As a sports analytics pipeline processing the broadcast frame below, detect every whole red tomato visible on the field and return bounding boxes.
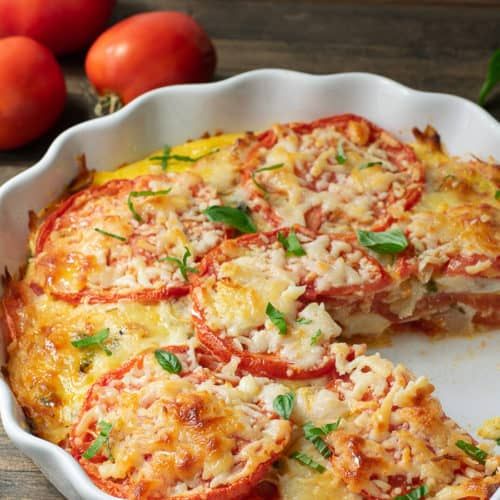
[0,37,66,150]
[0,0,115,55]
[85,11,216,105]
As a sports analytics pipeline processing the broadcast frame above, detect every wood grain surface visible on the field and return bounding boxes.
[0,1,499,498]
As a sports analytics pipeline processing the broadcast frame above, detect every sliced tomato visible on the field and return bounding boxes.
[32,173,228,304]
[69,345,291,499]
[242,481,280,500]
[198,227,391,302]
[240,114,424,233]
[406,204,500,280]
[192,228,386,379]
[192,305,336,380]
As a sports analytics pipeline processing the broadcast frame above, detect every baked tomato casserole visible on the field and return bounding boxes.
[2,115,499,499]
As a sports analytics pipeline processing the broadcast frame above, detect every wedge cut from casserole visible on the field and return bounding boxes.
[239,114,424,233]
[69,345,291,500]
[191,229,390,379]
[267,343,499,499]
[30,172,227,304]
[364,201,500,335]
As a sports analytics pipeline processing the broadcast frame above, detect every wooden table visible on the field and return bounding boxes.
[0,1,499,498]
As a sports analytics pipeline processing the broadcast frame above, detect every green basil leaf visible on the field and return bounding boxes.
[273,392,295,419]
[159,246,198,281]
[277,230,306,256]
[290,451,326,473]
[296,317,313,325]
[357,228,408,254]
[336,141,347,164]
[154,349,182,374]
[94,228,127,242]
[159,145,171,171]
[127,189,172,223]
[495,189,500,200]
[310,329,322,345]
[359,161,383,170]
[479,49,500,106]
[303,419,342,439]
[303,419,341,459]
[72,328,112,356]
[496,438,500,446]
[394,485,429,500]
[203,205,257,234]
[83,421,113,460]
[266,302,287,335]
[150,147,220,170]
[318,419,342,434]
[455,440,488,464]
[251,163,284,194]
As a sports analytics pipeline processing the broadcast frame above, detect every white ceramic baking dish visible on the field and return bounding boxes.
[0,70,498,500]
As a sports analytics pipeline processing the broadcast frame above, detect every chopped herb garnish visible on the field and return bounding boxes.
[154,349,182,374]
[158,246,198,281]
[273,392,295,419]
[296,317,313,325]
[83,421,113,460]
[495,189,500,200]
[455,440,487,464]
[71,328,112,356]
[251,163,284,194]
[394,485,429,500]
[127,188,172,223]
[266,302,287,335]
[290,451,325,473]
[357,228,408,254]
[277,230,306,256]
[150,146,219,171]
[478,49,500,107]
[94,228,127,242]
[359,161,383,170]
[496,438,500,446]
[158,145,171,171]
[310,329,322,345]
[303,419,341,458]
[203,205,257,234]
[336,141,347,164]
[425,280,438,293]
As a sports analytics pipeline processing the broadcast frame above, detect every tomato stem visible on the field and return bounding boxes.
[94,93,123,116]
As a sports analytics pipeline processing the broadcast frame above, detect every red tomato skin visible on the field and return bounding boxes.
[0,0,116,55]
[85,11,217,104]
[0,37,66,150]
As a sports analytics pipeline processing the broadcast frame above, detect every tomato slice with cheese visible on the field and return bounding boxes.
[405,203,500,280]
[191,229,389,379]
[31,172,227,304]
[69,345,291,500]
[240,114,424,233]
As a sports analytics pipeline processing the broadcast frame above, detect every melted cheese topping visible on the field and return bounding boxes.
[72,351,291,498]
[7,285,193,443]
[31,172,225,300]
[93,133,243,185]
[241,119,423,233]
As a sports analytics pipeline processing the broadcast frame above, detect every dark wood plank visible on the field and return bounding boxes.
[0,1,499,498]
